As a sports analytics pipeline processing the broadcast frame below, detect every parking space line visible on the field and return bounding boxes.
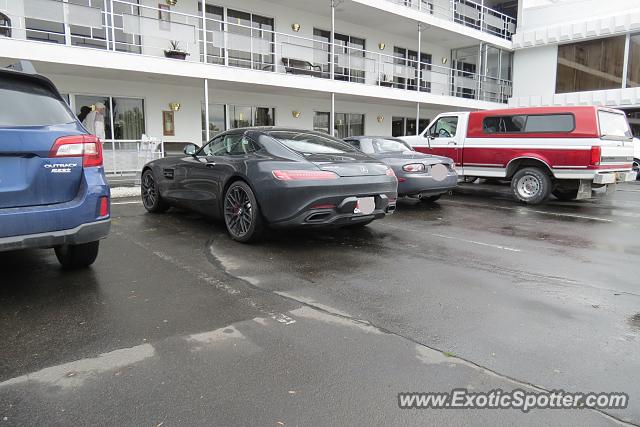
[442,200,612,223]
[429,233,522,252]
[112,201,142,205]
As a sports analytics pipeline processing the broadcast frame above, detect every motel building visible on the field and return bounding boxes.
[510,0,640,136]
[0,0,518,176]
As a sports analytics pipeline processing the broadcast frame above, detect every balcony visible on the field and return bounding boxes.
[383,0,517,40]
[0,0,512,104]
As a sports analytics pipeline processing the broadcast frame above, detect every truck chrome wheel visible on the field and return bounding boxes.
[516,175,541,199]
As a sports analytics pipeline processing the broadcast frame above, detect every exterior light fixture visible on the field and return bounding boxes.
[169,102,181,111]
[291,23,301,32]
[166,0,177,6]
[441,57,448,64]
[292,110,301,118]
[377,115,384,123]
[378,42,386,50]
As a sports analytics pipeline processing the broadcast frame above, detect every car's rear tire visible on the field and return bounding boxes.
[511,167,552,205]
[634,159,639,180]
[141,169,169,213]
[55,241,100,269]
[420,195,441,203]
[223,181,264,243]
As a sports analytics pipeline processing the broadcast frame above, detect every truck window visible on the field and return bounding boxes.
[430,117,458,138]
[524,114,574,132]
[483,115,526,133]
[598,110,632,139]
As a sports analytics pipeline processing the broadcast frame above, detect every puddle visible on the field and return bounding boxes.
[628,313,640,332]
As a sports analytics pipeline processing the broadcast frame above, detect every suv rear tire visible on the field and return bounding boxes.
[55,241,100,269]
[511,167,552,205]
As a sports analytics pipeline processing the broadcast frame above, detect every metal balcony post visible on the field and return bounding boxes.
[330,0,335,81]
[109,0,116,51]
[416,22,422,135]
[201,0,207,63]
[204,79,210,142]
[103,0,110,48]
[330,92,335,137]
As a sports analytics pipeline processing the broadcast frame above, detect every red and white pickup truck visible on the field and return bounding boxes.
[401,106,637,204]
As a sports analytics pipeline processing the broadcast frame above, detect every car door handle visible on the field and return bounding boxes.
[447,142,457,145]
[206,163,216,168]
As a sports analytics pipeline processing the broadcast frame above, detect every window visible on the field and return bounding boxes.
[430,116,458,138]
[524,114,574,133]
[267,131,358,154]
[313,29,365,83]
[598,111,632,139]
[201,103,226,142]
[392,116,430,137]
[335,113,364,138]
[483,115,526,133]
[313,112,330,134]
[74,95,145,140]
[393,46,432,91]
[0,77,75,127]
[198,4,225,64]
[227,9,274,70]
[482,114,575,134]
[627,33,640,88]
[354,138,411,155]
[202,133,258,156]
[314,112,364,138]
[229,105,275,129]
[0,12,11,37]
[556,36,626,93]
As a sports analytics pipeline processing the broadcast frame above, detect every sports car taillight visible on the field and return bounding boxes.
[49,135,103,167]
[590,146,601,166]
[272,170,339,181]
[386,167,397,178]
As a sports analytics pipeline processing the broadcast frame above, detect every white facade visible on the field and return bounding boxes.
[0,0,518,174]
[510,0,640,109]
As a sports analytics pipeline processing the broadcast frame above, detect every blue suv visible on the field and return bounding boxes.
[0,64,110,268]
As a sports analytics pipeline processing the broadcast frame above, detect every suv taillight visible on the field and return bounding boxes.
[49,135,103,167]
[590,146,601,166]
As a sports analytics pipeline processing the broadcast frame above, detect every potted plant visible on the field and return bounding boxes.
[164,40,189,60]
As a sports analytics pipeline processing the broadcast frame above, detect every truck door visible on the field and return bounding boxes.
[418,115,462,166]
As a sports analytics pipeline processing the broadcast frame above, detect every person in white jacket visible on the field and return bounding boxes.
[82,102,106,140]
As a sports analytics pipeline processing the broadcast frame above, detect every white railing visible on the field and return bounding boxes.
[384,0,516,40]
[102,138,164,176]
[0,0,512,103]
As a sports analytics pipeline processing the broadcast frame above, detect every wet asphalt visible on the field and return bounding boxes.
[1,181,639,426]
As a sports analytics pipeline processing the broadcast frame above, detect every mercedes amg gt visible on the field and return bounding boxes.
[141,128,398,242]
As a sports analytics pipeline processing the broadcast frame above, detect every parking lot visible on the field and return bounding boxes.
[1,181,639,426]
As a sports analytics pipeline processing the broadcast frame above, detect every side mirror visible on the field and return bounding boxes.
[183,143,198,156]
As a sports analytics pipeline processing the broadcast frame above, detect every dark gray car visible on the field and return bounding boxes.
[344,136,457,202]
[141,128,397,242]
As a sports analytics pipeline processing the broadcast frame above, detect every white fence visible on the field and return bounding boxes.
[102,137,164,176]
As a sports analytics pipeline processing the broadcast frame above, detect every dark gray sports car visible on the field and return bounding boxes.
[141,128,398,242]
[344,136,457,202]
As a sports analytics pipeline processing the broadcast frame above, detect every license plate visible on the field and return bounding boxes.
[354,197,375,215]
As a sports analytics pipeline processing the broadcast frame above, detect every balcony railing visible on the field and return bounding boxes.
[0,0,512,103]
[384,0,516,40]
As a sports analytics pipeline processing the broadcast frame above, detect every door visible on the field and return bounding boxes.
[185,132,257,217]
[417,115,462,165]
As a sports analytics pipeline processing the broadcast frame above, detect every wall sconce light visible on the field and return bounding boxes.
[441,57,448,65]
[378,42,386,50]
[169,102,181,111]
[376,115,384,123]
[292,110,301,118]
[165,0,177,6]
[291,23,301,32]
